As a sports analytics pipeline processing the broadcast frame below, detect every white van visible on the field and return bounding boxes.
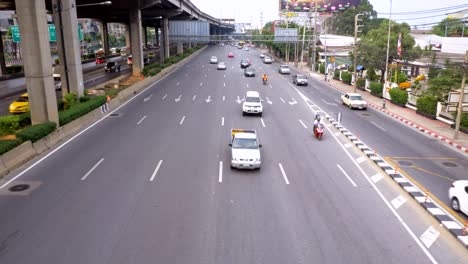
[242,91,263,116]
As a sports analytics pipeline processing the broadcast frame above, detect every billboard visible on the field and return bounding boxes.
[279,0,361,13]
[274,28,298,43]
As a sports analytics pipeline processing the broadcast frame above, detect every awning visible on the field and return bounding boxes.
[356,65,364,71]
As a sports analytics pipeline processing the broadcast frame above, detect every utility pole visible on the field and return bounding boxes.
[311,0,318,72]
[353,13,363,93]
[383,0,393,99]
[454,50,468,140]
[300,16,307,68]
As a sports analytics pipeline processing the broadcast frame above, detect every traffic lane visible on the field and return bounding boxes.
[295,77,468,217]
[0,63,205,263]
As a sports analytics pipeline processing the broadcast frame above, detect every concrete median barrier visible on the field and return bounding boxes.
[0,158,9,177]
[32,138,49,155]
[1,141,36,171]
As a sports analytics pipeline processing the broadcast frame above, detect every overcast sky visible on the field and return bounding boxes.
[191,0,468,29]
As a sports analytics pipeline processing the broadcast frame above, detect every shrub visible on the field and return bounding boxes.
[356,78,366,90]
[334,70,340,80]
[348,66,354,72]
[16,122,56,143]
[5,65,23,74]
[389,88,408,105]
[367,67,378,82]
[64,92,78,109]
[341,71,352,85]
[57,99,65,111]
[17,112,31,128]
[0,116,20,136]
[0,139,23,155]
[462,113,468,129]
[79,96,91,103]
[319,64,325,74]
[105,89,119,97]
[59,96,106,126]
[416,96,438,115]
[370,82,383,97]
[149,67,161,76]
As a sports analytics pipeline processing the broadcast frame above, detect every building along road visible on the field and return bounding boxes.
[0,45,466,263]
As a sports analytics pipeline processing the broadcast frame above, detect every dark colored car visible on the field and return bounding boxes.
[95,57,106,64]
[104,62,121,72]
[240,60,250,68]
[244,68,256,77]
[292,74,308,86]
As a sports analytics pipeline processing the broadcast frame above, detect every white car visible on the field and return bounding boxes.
[217,62,226,70]
[279,65,290,74]
[449,180,468,215]
[210,56,218,64]
[242,91,263,116]
[341,93,368,110]
[229,129,262,169]
[244,47,249,51]
[260,53,265,58]
[263,56,273,64]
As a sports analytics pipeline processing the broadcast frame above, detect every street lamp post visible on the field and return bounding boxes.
[311,0,318,72]
[383,0,392,98]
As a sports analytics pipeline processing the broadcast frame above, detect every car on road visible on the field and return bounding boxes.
[244,68,256,77]
[210,56,218,64]
[229,129,262,169]
[240,59,250,68]
[95,57,106,64]
[228,52,234,58]
[238,45,243,49]
[244,47,249,51]
[292,74,308,86]
[217,62,226,70]
[263,56,273,64]
[242,91,263,116]
[449,180,468,216]
[104,62,121,72]
[279,65,291,74]
[52,66,60,81]
[341,92,368,110]
[9,93,29,114]
[260,53,265,58]
[127,55,133,65]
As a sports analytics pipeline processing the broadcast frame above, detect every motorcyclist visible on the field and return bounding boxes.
[313,114,324,133]
[262,74,268,84]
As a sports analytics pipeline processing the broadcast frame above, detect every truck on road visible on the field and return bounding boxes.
[229,129,262,169]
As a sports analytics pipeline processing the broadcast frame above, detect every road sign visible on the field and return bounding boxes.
[78,26,83,41]
[48,24,57,42]
[11,25,20,43]
[448,91,468,104]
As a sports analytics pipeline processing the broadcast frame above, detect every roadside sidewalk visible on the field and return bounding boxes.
[256,47,468,154]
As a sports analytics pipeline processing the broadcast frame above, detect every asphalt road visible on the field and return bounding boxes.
[270,56,468,221]
[0,45,466,263]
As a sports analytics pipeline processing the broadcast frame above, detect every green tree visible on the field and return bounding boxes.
[330,0,378,36]
[357,20,419,83]
[432,18,465,37]
[425,62,463,100]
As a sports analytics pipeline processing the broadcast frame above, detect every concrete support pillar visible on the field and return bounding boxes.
[125,24,131,49]
[16,0,58,125]
[177,42,183,54]
[102,22,110,56]
[52,0,84,97]
[143,26,148,48]
[129,8,143,76]
[162,17,170,59]
[155,27,159,47]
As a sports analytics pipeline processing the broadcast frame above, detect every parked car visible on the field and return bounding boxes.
[210,56,218,64]
[341,92,368,110]
[228,52,234,58]
[449,180,468,216]
[240,60,250,68]
[95,57,106,64]
[279,65,290,74]
[244,68,256,77]
[9,93,29,114]
[217,62,227,70]
[104,62,121,72]
[292,74,308,86]
[52,66,60,81]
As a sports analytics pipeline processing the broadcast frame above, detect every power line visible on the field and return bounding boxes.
[379,4,468,15]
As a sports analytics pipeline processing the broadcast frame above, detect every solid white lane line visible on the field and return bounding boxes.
[200,82,203,86]
[218,161,223,183]
[193,95,197,101]
[269,84,272,88]
[221,117,224,126]
[391,195,407,210]
[81,158,105,181]
[223,96,225,101]
[137,115,147,125]
[149,160,163,182]
[280,97,286,103]
[336,164,357,187]
[246,83,249,88]
[356,156,367,164]
[420,226,440,249]
[278,163,290,185]
[371,121,386,131]
[179,116,186,125]
[162,94,167,100]
[299,119,308,129]
[371,173,383,183]
[260,118,266,127]
[294,87,438,264]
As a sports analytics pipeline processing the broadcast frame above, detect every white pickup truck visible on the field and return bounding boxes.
[229,129,262,169]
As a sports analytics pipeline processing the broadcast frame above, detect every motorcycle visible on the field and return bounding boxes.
[314,124,324,140]
[262,78,268,85]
